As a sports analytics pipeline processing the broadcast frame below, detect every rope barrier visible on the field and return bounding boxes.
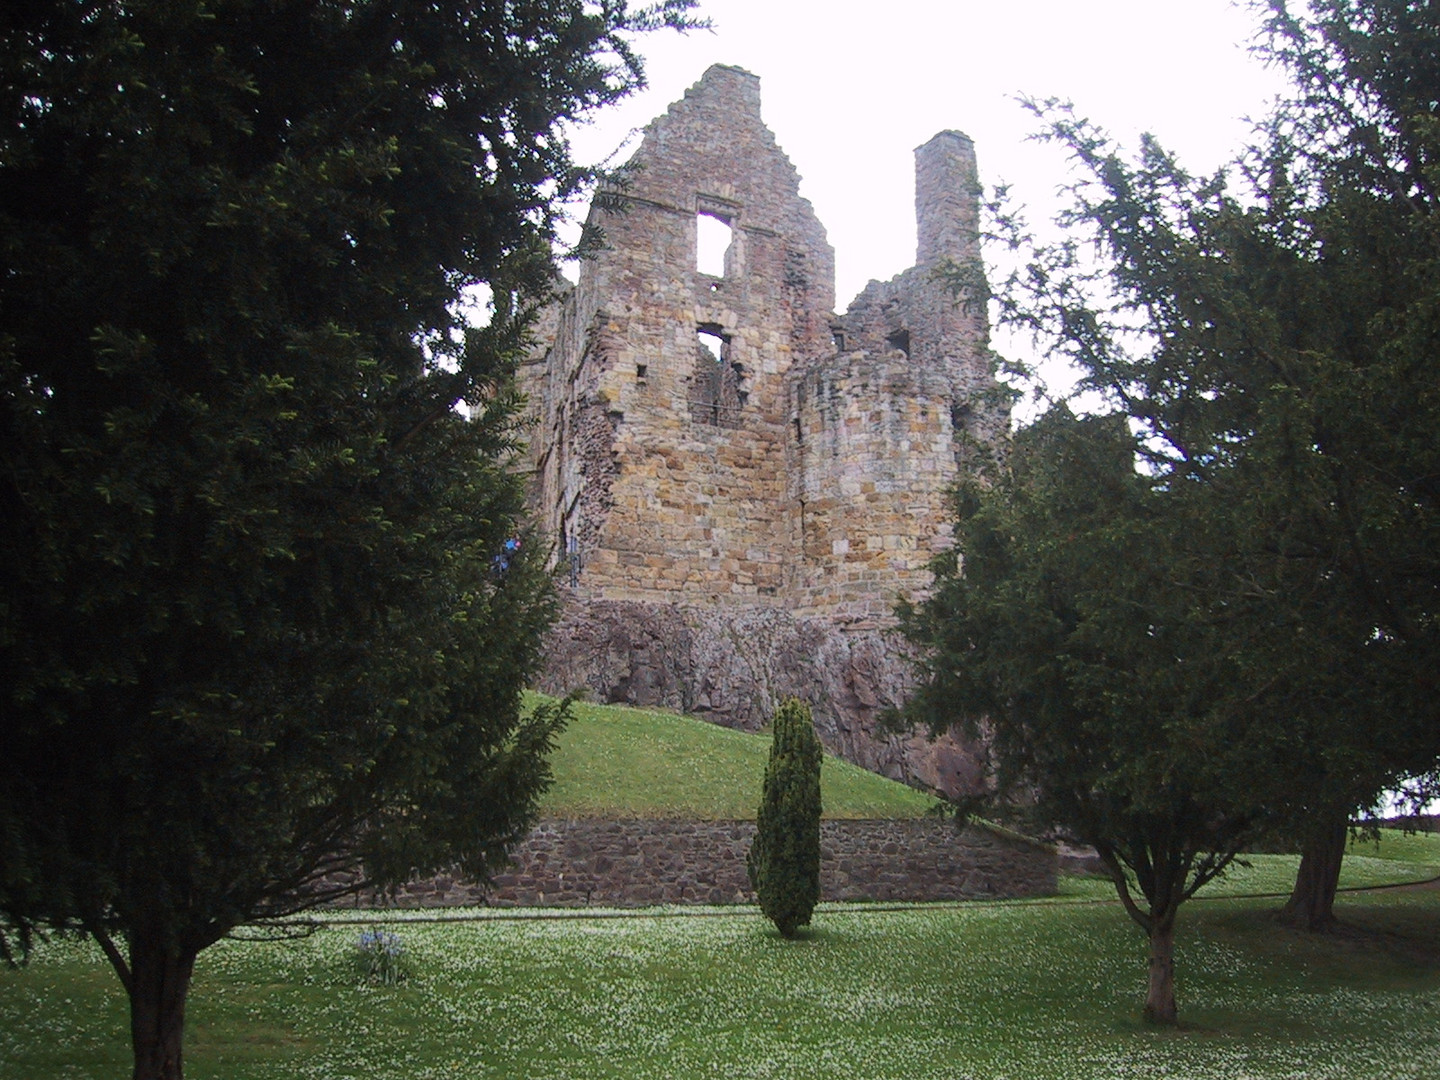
[248,873,1440,930]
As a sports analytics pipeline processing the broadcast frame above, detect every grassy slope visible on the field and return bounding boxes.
[534,695,941,820]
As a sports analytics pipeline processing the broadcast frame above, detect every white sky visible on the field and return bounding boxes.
[562,0,1291,394]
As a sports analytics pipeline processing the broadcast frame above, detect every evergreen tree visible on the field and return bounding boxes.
[903,410,1279,1025]
[977,0,1437,932]
[906,0,1440,1021]
[1254,0,1440,930]
[0,2,695,1078]
[747,698,823,938]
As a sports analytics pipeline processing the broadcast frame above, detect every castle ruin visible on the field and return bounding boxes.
[519,65,1005,796]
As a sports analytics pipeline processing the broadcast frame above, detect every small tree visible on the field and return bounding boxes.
[747,698,823,938]
[902,410,1278,1025]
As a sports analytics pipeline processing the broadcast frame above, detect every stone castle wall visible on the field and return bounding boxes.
[364,818,1056,908]
[517,66,1005,798]
[521,65,834,606]
[792,357,960,618]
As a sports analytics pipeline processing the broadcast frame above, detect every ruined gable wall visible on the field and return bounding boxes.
[524,65,834,603]
[838,133,995,408]
[518,272,620,576]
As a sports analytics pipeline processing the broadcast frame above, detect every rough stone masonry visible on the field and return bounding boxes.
[519,65,1006,797]
[367,819,1056,908]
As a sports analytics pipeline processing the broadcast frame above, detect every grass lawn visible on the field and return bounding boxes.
[536,695,942,819]
[3,833,1436,1079]
[1055,829,1440,900]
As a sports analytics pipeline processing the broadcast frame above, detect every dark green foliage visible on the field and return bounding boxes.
[747,698,822,938]
[992,1,1440,843]
[0,1,695,1077]
[903,410,1278,1025]
[1254,0,1440,812]
[1242,0,1440,925]
[909,0,1440,1018]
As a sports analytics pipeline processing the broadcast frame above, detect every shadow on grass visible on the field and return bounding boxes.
[1308,900,1440,968]
[1207,896,1440,984]
[754,922,835,945]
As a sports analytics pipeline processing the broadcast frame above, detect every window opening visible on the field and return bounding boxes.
[696,212,733,277]
[887,329,911,357]
[691,325,743,427]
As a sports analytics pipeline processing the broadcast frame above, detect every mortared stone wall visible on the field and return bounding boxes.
[516,65,1007,798]
[362,818,1056,909]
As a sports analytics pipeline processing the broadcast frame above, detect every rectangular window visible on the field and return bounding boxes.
[696,211,733,277]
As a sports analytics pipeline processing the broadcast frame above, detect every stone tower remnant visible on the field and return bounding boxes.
[519,65,1005,797]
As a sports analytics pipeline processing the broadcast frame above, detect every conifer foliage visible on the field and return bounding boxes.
[904,0,1440,1024]
[0,2,695,1078]
[747,698,823,937]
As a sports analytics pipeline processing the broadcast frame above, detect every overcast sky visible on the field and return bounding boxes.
[561,0,1291,387]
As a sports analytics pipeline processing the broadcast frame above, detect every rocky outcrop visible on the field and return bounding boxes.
[537,598,982,798]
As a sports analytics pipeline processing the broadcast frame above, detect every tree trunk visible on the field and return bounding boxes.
[127,928,196,1080]
[1279,815,1347,932]
[1142,910,1178,1026]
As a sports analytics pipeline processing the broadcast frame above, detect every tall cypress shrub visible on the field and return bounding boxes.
[747,698,823,937]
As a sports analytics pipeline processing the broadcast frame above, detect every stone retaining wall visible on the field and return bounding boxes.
[368,817,1055,908]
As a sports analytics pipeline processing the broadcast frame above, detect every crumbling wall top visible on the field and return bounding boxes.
[613,64,826,257]
[915,129,981,270]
